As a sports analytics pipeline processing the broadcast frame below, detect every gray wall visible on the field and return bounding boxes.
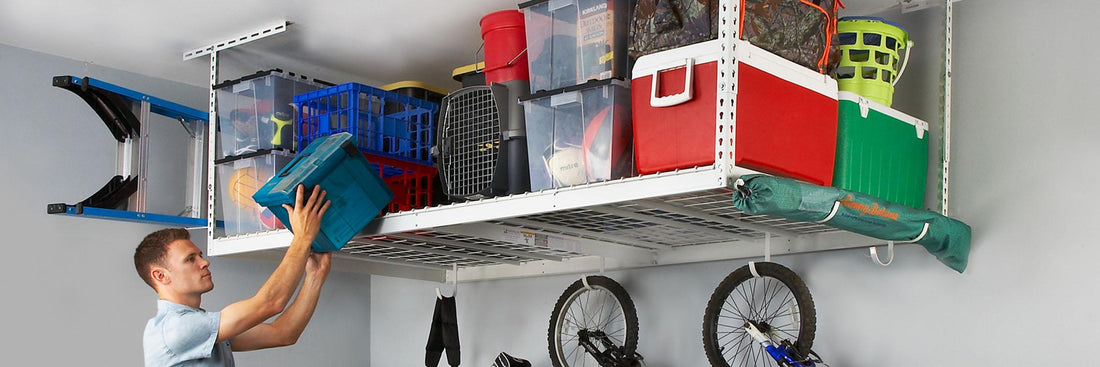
[372,1,1100,366]
[0,43,371,366]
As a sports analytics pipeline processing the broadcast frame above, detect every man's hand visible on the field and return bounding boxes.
[282,184,331,241]
[306,252,332,279]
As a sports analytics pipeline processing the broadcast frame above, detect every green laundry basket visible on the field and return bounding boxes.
[834,17,912,106]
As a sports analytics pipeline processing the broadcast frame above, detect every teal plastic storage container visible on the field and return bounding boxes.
[252,132,394,252]
[834,91,929,208]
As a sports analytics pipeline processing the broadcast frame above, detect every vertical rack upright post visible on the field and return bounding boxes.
[182,21,290,245]
[715,0,741,184]
[941,0,954,216]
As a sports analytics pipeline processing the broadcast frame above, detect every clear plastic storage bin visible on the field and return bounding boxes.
[520,0,630,93]
[215,70,328,159]
[521,79,633,191]
[215,149,294,237]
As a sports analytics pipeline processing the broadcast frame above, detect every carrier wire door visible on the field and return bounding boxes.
[437,84,528,200]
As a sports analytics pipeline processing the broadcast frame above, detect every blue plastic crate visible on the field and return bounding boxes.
[252,132,394,252]
[294,83,438,166]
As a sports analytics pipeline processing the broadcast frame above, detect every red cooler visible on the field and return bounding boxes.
[631,39,839,186]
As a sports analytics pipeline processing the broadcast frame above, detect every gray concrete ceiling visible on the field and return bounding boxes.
[1,0,900,93]
[1,0,529,92]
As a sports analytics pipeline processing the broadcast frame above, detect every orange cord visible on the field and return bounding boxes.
[798,0,831,72]
[741,0,846,74]
[739,0,746,38]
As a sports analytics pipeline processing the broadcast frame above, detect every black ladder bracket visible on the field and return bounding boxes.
[52,75,141,142]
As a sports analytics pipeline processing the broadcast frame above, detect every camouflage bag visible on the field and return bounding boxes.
[741,0,842,74]
[628,0,718,59]
[630,0,841,74]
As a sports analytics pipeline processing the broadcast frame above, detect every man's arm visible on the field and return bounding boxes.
[230,252,332,351]
[216,185,330,343]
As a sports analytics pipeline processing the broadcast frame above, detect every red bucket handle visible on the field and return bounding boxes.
[479,47,528,74]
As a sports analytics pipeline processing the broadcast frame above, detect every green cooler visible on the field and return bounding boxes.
[834,91,929,208]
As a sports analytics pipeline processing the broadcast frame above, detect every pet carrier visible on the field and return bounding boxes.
[436,84,530,200]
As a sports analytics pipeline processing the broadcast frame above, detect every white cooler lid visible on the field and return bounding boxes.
[838,91,929,136]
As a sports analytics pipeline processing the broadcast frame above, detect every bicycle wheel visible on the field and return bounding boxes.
[548,275,639,367]
[702,262,816,367]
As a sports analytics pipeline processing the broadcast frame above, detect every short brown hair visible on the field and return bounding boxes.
[134,228,190,290]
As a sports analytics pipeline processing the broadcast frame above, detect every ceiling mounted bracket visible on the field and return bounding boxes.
[182,21,290,61]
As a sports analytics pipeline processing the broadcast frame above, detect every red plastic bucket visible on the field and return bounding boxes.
[480,10,529,84]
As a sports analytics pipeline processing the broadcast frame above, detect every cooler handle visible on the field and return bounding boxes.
[650,58,694,108]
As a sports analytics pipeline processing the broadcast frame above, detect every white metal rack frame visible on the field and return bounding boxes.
[210,166,881,281]
[202,0,954,282]
[190,21,290,250]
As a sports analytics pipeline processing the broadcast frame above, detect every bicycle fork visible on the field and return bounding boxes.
[744,321,817,367]
[576,330,644,367]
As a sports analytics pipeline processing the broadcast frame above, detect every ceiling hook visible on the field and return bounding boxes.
[870,241,895,266]
[436,263,458,299]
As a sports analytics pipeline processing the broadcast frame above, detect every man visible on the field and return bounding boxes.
[135,185,331,366]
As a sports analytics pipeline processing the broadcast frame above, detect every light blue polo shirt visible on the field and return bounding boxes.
[144,299,235,367]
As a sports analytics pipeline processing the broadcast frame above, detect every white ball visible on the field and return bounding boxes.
[547,147,588,186]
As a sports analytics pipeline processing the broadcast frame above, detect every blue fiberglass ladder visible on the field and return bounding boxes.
[46,75,208,227]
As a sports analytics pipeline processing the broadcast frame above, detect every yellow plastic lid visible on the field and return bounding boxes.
[451,62,486,81]
[379,81,451,95]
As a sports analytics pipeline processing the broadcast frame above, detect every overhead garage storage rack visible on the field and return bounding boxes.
[202,0,957,282]
[209,166,887,282]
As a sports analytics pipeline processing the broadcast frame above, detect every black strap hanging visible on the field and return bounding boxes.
[425,295,460,367]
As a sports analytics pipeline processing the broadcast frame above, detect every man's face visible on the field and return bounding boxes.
[162,239,214,295]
